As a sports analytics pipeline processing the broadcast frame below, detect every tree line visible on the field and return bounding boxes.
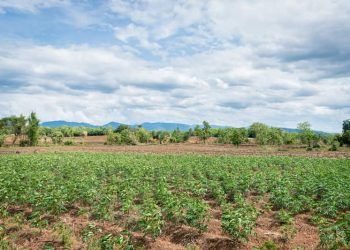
[0,113,349,150]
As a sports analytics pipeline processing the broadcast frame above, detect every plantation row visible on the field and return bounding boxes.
[0,153,349,248]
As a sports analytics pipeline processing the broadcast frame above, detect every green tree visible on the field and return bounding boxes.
[51,130,63,144]
[230,128,248,146]
[0,132,5,147]
[201,121,211,143]
[249,122,270,145]
[268,128,284,145]
[115,124,130,133]
[27,112,40,146]
[343,119,350,132]
[2,115,27,145]
[120,129,138,145]
[136,128,151,143]
[297,122,315,147]
[342,119,350,146]
[343,130,350,146]
[194,125,201,137]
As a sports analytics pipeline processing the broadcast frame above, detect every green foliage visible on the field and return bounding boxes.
[0,153,349,248]
[329,142,338,151]
[154,130,170,144]
[343,130,350,146]
[249,123,270,145]
[249,123,286,145]
[27,112,40,146]
[259,240,278,250]
[51,130,63,144]
[201,121,211,143]
[343,119,350,133]
[106,129,117,145]
[276,209,293,225]
[194,125,201,137]
[135,127,151,143]
[297,121,316,147]
[64,140,75,146]
[229,128,248,146]
[120,129,138,145]
[222,201,258,241]
[0,115,27,144]
[319,213,350,249]
[0,133,5,147]
[19,139,30,147]
[114,124,130,133]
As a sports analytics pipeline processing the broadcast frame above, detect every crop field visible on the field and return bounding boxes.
[0,153,349,249]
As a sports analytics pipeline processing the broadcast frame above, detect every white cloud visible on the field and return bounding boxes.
[0,0,69,13]
[0,0,349,132]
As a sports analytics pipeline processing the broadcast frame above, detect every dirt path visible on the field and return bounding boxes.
[1,144,349,158]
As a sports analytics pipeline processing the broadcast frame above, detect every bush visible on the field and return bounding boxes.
[329,142,338,151]
[120,129,138,145]
[230,128,248,146]
[135,128,151,143]
[342,130,350,146]
[19,139,30,147]
[64,140,75,146]
[0,134,5,147]
[51,130,63,144]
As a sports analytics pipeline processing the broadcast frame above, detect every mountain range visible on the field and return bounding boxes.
[40,120,224,131]
[40,120,331,134]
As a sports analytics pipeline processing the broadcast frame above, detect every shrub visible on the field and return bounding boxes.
[27,112,40,146]
[64,140,75,146]
[230,128,248,146]
[120,129,137,145]
[0,134,5,147]
[135,128,151,143]
[51,130,64,144]
[343,130,350,146]
[19,139,30,147]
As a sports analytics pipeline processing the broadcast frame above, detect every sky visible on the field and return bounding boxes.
[0,0,349,132]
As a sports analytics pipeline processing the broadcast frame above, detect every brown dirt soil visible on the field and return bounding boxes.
[0,200,323,250]
[1,143,350,158]
[244,195,320,250]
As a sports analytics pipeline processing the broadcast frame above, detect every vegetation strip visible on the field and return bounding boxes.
[0,153,349,249]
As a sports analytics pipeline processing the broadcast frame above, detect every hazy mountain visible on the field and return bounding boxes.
[102,122,123,128]
[41,120,98,128]
[40,121,331,134]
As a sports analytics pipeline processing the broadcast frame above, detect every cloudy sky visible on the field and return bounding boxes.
[0,0,349,132]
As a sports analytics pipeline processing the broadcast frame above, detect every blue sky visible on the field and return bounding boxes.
[0,0,349,132]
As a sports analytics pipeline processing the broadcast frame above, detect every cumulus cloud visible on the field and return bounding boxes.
[0,0,349,132]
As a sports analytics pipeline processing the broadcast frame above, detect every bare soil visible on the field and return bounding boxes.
[0,199,322,250]
[1,143,349,158]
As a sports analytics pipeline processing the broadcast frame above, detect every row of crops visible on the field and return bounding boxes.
[0,153,349,249]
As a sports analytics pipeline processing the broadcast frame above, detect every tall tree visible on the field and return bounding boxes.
[249,122,270,145]
[27,112,40,146]
[0,115,27,145]
[343,119,350,133]
[297,121,315,147]
[201,121,211,143]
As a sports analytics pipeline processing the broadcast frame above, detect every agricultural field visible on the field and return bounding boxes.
[0,153,349,249]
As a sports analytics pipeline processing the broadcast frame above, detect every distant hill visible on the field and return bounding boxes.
[140,122,192,131]
[41,120,98,128]
[103,122,123,128]
[280,127,332,135]
[40,120,331,134]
